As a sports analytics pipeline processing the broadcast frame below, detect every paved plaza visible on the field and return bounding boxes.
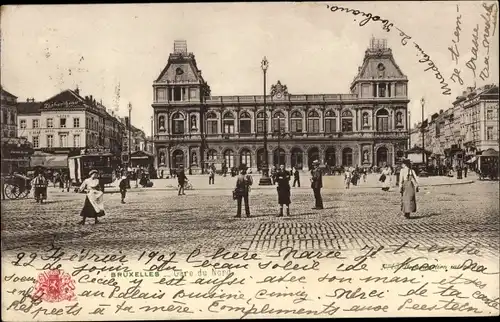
[1,173,498,259]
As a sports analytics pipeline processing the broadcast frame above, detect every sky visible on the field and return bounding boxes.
[1,2,499,133]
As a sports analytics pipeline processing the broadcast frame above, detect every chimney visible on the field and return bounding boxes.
[75,86,80,95]
[90,95,93,103]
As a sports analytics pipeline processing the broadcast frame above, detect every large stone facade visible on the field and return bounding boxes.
[152,39,410,173]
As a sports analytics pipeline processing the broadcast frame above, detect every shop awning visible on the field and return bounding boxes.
[30,153,68,169]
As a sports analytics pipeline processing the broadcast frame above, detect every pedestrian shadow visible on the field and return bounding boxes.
[410,212,443,219]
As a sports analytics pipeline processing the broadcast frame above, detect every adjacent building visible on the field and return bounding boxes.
[1,86,18,139]
[17,88,126,159]
[152,39,410,173]
[411,84,499,168]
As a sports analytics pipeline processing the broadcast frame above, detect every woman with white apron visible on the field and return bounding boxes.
[379,163,393,191]
[78,170,105,225]
[399,159,419,219]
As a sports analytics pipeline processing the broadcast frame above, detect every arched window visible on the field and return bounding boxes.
[395,111,404,128]
[206,112,218,134]
[273,111,285,132]
[376,109,389,132]
[307,110,320,133]
[239,111,251,134]
[324,110,336,133]
[207,149,217,161]
[362,112,370,128]
[290,110,303,133]
[240,149,251,167]
[257,111,266,134]
[223,112,235,134]
[158,115,165,132]
[341,110,353,132]
[223,149,235,168]
[172,112,185,134]
[342,147,353,166]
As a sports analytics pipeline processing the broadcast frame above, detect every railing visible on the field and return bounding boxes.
[154,131,408,141]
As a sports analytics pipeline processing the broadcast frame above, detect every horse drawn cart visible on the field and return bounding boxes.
[2,173,32,200]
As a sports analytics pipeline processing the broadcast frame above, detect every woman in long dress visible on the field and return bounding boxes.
[380,163,393,191]
[275,164,291,217]
[399,159,419,219]
[78,170,105,225]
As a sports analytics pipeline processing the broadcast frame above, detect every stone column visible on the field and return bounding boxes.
[285,152,291,168]
[358,144,363,165]
[376,83,379,98]
[320,109,324,133]
[186,112,190,134]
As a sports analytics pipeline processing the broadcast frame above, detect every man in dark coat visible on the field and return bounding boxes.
[310,160,324,209]
[177,166,187,196]
[276,164,291,217]
[234,163,252,218]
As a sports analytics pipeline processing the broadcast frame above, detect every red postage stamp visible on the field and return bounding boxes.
[32,269,76,302]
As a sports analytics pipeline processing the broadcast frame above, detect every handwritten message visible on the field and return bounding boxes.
[2,241,499,320]
[326,2,499,96]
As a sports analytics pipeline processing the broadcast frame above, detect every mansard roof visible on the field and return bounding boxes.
[351,39,407,88]
[154,51,206,84]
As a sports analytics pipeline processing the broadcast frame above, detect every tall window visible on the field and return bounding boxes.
[156,88,167,102]
[33,136,39,148]
[73,134,80,147]
[47,118,53,128]
[2,110,7,124]
[273,111,286,132]
[20,119,26,129]
[324,110,336,133]
[376,109,389,132]
[239,111,252,134]
[341,110,353,132]
[378,83,387,97]
[207,149,217,161]
[172,112,185,134]
[223,149,235,168]
[206,112,218,134]
[47,135,53,148]
[290,110,303,133]
[240,149,251,166]
[307,110,320,133]
[32,119,39,128]
[73,118,80,128]
[223,112,235,134]
[257,111,266,134]
[59,134,67,147]
[60,118,67,128]
[487,127,494,140]
[486,109,494,120]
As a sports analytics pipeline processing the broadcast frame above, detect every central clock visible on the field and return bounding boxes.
[276,92,283,99]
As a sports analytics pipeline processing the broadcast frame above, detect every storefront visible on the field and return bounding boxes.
[1,137,34,174]
[129,151,155,169]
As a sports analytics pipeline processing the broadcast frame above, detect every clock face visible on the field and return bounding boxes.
[276,92,283,99]
[377,63,385,71]
[176,68,184,75]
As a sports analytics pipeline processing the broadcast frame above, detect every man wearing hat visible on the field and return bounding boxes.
[234,163,252,218]
[310,160,324,209]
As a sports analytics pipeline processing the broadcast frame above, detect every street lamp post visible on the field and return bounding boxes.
[408,110,411,149]
[128,102,132,168]
[420,97,425,165]
[259,57,272,186]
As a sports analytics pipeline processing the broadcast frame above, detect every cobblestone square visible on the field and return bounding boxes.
[2,175,498,260]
